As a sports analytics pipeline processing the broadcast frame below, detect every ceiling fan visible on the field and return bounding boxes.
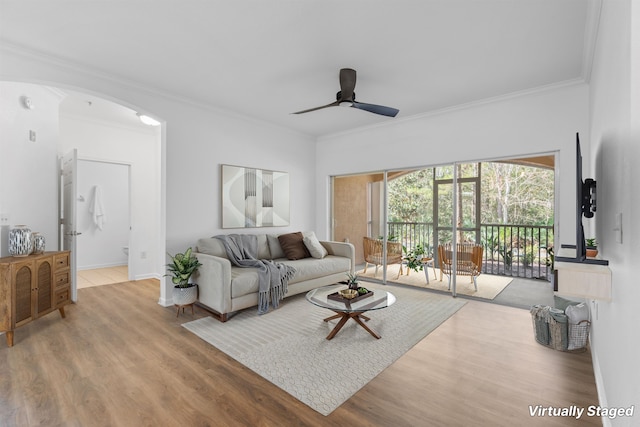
[292,68,399,117]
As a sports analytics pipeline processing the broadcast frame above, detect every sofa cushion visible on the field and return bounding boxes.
[196,237,227,258]
[255,235,271,259]
[303,231,328,259]
[229,255,351,297]
[279,256,351,284]
[278,232,311,260]
[267,234,285,259]
[230,268,260,298]
[197,235,270,260]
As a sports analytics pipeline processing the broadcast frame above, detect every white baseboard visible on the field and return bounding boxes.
[157,297,172,307]
[78,262,127,270]
[134,273,161,281]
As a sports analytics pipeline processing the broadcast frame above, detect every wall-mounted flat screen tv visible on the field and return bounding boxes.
[556,133,608,266]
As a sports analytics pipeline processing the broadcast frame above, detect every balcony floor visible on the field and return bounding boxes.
[355,263,557,309]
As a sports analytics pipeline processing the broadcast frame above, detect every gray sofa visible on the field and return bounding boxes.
[194,233,355,321]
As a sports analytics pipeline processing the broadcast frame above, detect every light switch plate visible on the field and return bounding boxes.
[614,213,622,243]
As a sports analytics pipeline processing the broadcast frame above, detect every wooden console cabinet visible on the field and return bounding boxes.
[0,251,71,347]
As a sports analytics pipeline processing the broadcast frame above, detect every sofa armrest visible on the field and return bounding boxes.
[320,241,355,273]
[193,253,232,315]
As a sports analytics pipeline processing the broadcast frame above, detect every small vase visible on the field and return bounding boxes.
[8,225,33,257]
[32,232,46,254]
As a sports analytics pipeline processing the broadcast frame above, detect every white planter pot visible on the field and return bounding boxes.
[173,284,198,306]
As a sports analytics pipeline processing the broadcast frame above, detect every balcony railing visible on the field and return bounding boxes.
[387,221,554,280]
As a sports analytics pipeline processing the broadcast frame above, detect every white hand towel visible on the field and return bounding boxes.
[89,185,106,230]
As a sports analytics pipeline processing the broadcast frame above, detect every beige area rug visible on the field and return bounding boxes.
[182,285,466,416]
[358,264,513,300]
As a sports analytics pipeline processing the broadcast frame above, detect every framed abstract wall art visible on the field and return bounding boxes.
[221,164,290,228]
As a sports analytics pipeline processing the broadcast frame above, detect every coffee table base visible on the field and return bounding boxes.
[323,311,381,340]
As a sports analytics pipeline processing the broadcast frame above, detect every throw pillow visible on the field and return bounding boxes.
[267,234,286,259]
[303,231,328,259]
[278,232,311,260]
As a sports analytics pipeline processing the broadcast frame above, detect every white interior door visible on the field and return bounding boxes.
[61,149,79,302]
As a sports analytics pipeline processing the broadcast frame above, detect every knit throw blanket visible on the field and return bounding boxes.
[214,234,296,315]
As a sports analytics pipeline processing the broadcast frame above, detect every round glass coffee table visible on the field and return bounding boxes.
[306,284,396,340]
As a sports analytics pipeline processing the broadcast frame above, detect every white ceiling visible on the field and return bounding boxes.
[0,0,596,137]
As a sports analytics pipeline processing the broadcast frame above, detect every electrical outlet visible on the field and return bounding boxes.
[140,251,147,259]
[0,212,9,226]
[29,130,36,142]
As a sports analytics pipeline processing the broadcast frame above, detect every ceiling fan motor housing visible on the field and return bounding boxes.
[337,91,355,101]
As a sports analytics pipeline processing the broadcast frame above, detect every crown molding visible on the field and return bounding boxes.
[581,0,603,83]
[0,41,312,140]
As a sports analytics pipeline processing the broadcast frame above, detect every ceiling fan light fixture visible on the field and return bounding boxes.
[137,113,161,126]
[292,68,398,117]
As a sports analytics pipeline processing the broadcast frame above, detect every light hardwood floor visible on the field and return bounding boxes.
[0,279,601,426]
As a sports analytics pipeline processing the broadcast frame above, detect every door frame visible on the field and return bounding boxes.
[60,149,78,302]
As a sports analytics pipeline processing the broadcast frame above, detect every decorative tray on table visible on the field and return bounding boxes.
[327,288,374,303]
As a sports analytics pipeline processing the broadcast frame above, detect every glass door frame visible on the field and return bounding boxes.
[329,165,464,288]
[434,163,481,296]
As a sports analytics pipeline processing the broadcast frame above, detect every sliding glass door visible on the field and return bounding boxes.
[330,155,555,304]
[433,164,480,295]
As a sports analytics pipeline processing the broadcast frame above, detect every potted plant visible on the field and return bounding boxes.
[166,247,202,308]
[403,243,426,274]
[345,272,359,290]
[585,238,598,258]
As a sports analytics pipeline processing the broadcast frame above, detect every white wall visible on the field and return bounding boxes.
[315,83,590,246]
[0,82,61,257]
[59,111,160,280]
[587,0,640,423]
[0,48,317,305]
[163,103,316,249]
[76,160,129,270]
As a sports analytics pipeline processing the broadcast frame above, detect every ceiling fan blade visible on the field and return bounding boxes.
[351,101,399,117]
[292,101,339,114]
[339,68,356,101]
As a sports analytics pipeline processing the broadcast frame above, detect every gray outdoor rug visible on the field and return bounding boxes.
[182,285,466,416]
